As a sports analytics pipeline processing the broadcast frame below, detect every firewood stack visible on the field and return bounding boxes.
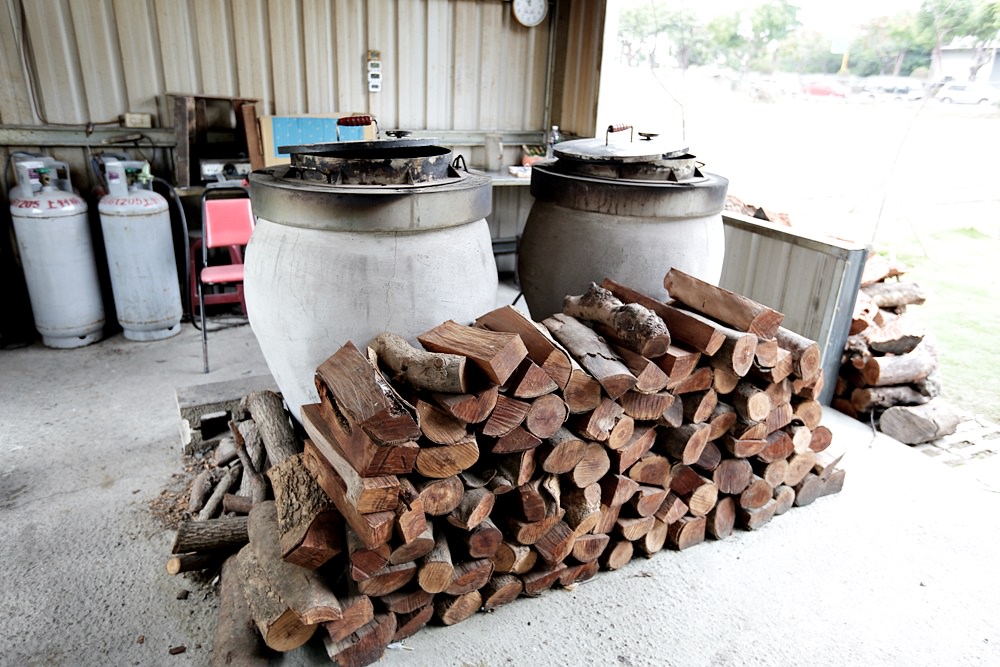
[831,253,959,444]
[169,268,847,667]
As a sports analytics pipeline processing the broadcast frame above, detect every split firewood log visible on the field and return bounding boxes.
[266,452,343,568]
[601,278,725,355]
[475,304,572,390]
[543,313,637,399]
[371,331,468,393]
[663,267,784,340]
[563,282,671,358]
[211,555,269,667]
[418,319,528,386]
[246,501,343,625]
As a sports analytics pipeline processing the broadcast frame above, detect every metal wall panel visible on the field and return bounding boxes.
[719,213,868,405]
[2,0,560,135]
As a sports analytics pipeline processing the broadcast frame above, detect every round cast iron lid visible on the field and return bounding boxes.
[553,126,689,164]
[278,139,454,185]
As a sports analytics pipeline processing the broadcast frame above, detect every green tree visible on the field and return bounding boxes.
[851,12,934,77]
[918,0,975,78]
[704,1,800,73]
[967,2,1000,80]
[774,30,843,74]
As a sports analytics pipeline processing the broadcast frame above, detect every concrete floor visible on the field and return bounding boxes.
[2,297,999,667]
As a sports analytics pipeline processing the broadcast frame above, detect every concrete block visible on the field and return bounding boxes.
[175,374,280,454]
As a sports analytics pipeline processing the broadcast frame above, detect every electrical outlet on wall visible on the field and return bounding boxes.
[121,112,152,128]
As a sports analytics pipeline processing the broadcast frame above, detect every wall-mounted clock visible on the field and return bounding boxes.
[512,0,548,27]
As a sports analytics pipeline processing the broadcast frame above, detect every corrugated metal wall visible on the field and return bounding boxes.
[719,213,868,405]
[0,0,553,132]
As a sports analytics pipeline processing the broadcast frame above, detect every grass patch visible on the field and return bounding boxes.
[875,225,1000,422]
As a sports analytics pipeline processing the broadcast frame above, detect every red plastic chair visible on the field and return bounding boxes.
[198,189,255,372]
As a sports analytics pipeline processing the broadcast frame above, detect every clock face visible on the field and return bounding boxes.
[513,0,548,27]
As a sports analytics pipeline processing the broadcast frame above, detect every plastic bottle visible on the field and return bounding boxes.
[545,125,563,159]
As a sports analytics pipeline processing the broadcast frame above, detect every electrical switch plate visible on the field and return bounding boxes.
[121,112,152,128]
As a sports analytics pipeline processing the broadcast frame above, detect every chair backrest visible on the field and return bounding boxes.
[203,198,255,249]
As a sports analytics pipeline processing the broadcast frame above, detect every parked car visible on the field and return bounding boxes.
[802,81,848,98]
[937,82,1000,105]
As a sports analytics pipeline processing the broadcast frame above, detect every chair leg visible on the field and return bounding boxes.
[199,280,209,373]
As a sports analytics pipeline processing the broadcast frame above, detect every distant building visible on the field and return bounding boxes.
[938,43,1000,85]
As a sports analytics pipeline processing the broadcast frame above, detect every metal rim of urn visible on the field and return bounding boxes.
[528,161,729,218]
[249,167,493,233]
[278,139,454,186]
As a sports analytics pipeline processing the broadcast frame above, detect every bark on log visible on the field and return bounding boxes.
[418,319,528,386]
[172,516,248,554]
[371,331,468,394]
[230,421,267,504]
[197,463,241,522]
[267,453,343,568]
[850,385,929,413]
[861,280,926,308]
[543,313,637,399]
[235,544,316,652]
[878,398,960,444]
[247,502,343,625]
[861,344,935,387]
[241,390,300,465]
[862,312,924,355]
[166,550,228,576]
[211,555,269,667]
[189,468,221,514]
[563,282,671,358]
[601,278,725,355]
[664,267,784,339]
[775,326,822,382]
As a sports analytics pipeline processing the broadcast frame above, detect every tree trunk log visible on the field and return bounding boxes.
[418,319,528,386]
[563,282,671,358]
[879,398,960,444]
[371,331,467,394]
[211,555,270,667]
[241,390,300,465]
[172,516,248,554]
[664,267,784,339]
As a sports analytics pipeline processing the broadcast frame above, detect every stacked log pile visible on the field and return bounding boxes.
[832,253,959,444]
[168,268,847,667]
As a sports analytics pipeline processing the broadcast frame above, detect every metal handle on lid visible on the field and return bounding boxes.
[605,124,634,145]
[336,115,379,140]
